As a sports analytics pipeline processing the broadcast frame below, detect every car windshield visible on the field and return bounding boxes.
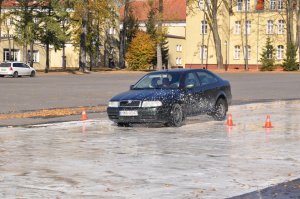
[0,63,10,67]
[133,72,181,89]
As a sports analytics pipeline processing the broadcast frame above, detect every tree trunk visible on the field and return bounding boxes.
[0,0,3,46]
[211,21,223,69]
[79,0,88,72]
[62,43,66,70]
[297,3,300,69]
[119,0,129,69]
[156,0,163,70]
[286,0,294,44]
[45,42,49,73]
[30,41,34,67]
[244,0,249,70]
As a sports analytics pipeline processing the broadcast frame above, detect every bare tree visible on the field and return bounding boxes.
[156,0,163,70]
[297,1,300,69]
[79,0,88,72]
[286,0,295,44]
[189,0,227,69]
[119,0,129,69]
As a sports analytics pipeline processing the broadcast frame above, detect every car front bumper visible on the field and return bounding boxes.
[107,106,171,123]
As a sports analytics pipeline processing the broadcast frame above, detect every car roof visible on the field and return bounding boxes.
[148,68,207,75]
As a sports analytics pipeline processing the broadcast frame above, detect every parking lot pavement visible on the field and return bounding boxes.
[0,100,300,198]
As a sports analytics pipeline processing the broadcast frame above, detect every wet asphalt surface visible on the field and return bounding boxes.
[0,101,300,198]
[1,71,300,127]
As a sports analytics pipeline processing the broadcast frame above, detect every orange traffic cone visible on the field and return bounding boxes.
[81,110,88,121]
[226,113,235,126]
[263,115,273,128]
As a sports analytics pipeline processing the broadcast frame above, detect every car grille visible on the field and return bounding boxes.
[119,100,141,107]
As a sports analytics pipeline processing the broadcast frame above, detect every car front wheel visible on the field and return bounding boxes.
[212,98,228,121]
[168,104,184,127]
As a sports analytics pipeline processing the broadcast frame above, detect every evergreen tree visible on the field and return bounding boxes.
[146,6,169,69]
[283,42,298,71]
[126,10,139,47]
[39,0,69,73]
[13,0,39,66]
[260,37,276,71]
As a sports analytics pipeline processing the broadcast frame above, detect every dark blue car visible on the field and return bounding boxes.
[107,69,232,127]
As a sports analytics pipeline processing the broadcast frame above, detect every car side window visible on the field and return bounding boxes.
[184,72,200,88]
[13,63,22,68]
[22,64,30,68]
[196,71,218,86]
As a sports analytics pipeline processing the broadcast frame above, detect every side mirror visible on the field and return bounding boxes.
[130,85,134,90]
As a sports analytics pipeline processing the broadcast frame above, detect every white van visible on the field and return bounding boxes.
[0,62,36,78]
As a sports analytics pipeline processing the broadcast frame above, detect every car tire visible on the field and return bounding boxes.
[13,72,18,78]
[117,122,130,127]
[168,104,184,127]
[212,98,228,121]
[30,71,36,77]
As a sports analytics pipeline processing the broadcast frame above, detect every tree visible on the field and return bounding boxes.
[283,42,298,71]
[297,1,300,70]
[260,37,276,71]
[119,0,129,69]
[13,0,39,66]
[188,0,227,69]
[146,3,168,69]
[39,0,69,73]
[126,31,155,70]
[156,0,163,70]
[126,10,139,46]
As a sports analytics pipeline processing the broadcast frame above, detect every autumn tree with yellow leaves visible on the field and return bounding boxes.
[126,31,156,70]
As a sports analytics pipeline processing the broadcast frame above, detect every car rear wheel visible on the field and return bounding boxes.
[30,71,36,77]
[117,122,130,127]
[13,72,18,78]
[212,98,228,121]
[168,104,184,127]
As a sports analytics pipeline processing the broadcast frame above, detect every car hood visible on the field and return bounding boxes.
[110,89,181,102]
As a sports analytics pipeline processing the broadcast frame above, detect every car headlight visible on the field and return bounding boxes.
[108,101,119,107]
[142,101,162,107]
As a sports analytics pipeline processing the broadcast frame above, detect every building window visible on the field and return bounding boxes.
[278,0,283,10]
[278,20,284,34]
[270,0,276,10]
[176,45,182,52]
[176,57,182,65]
[266,20,274,34]
[28,50,40,63]
[108,27,116,35]
[201,20,208,34]
[245,20,251,35]
[234,45,240,59]
[3,49,20,61]
[3,17,13,26]
[277,45,284,59]
[237,0,250,11]
[200,45,207,60]
[237,0,243,11]
[234,21,241,34]
[198,0,211,10]
[245,0,250,11]
[244,45,251,60]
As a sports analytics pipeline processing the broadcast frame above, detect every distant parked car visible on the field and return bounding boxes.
[107,69,232,127]
[0,62,36,78]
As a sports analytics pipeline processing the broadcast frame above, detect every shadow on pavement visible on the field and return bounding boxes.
[229,178,300,199]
